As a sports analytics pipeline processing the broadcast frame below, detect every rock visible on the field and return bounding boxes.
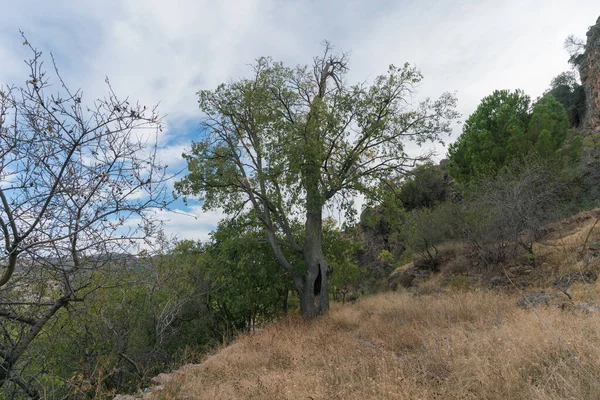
[151,373,174,385]
[507,266,520,275]
[575,302,600,314]
[579,16,600,132]
[516,293,555,309]
[489,276,510,287]
[507,264,533,275]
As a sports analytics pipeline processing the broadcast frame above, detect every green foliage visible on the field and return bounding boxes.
[176,55,458,217]
[360,163,449,234]
[528,95,570,159]
[570,133,600,208]
[377,249,394,264]
[546,71,586,128]
[563,130,584,164]
[389,157,577,270]
[358,163,456,274]
[175,46,458,316]
[401,202,463,270]
[203,213,292,330]
[447,90,571,185]
[447,89,532,183]
[396,163,452,211]
[23,205,364,397]
[321,218,365,299]
[29,249,215,398]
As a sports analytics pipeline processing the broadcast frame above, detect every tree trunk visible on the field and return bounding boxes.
[299,209,330,318]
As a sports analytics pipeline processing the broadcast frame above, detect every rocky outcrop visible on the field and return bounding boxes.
[579,16,600,133]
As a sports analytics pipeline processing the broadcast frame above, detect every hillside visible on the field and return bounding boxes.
[118,210,600,400]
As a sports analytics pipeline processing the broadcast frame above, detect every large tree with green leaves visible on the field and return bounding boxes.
[447,90,570,184]
[447,89,531,183]
[176,44,458,318]
[546,71,586,128]
[527,94,570,159]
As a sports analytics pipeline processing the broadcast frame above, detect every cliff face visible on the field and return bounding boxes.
[579,16,600,132]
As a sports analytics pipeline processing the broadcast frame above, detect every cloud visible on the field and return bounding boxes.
[2,0,599,241]
[153,206,223,242]
[157,143,190,169]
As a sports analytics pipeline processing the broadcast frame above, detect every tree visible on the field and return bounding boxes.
[546,71,586,128]
[202,214,293,336]
[447,89,531,184]
[565,35,586,67]
[16,241,216,398]
[321,218,364,303]
[176,43,458,318]
[396,162,452,210]
[465,161,569,266]
[0,39,168,397]
[528,95,570,159]
[447,90,570,184]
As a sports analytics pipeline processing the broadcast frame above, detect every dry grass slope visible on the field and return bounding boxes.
[146,210,600,399]
[150,290,600,400]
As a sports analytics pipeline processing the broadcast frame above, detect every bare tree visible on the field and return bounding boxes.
[0,38,169,397]
[565,35,586,66]
[466,161,568,266]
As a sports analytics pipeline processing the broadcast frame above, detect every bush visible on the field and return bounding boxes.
[397,163,453,210]
[401,202,465,271]
[463,160,571,265]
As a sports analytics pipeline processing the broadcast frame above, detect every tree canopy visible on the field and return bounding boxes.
[395,163,452,211]
[447,90,570,184]
[176,43,459,317]
[546,71,586,128]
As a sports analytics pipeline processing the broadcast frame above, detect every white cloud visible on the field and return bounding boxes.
[156,143,190,169]
[154,206,223,242]
[2,0,600,240]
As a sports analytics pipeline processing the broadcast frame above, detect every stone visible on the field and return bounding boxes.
[489,276,510,287]
[579,16,600,133]
[575,302,600,314]
[516,293,555,309]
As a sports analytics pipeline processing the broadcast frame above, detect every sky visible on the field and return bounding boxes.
[1,0,599,242]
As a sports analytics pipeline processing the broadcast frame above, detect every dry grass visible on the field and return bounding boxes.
[150,290,600,400]
[532,210,600,296]
[145,211,600,399]
[537,210,600,267]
